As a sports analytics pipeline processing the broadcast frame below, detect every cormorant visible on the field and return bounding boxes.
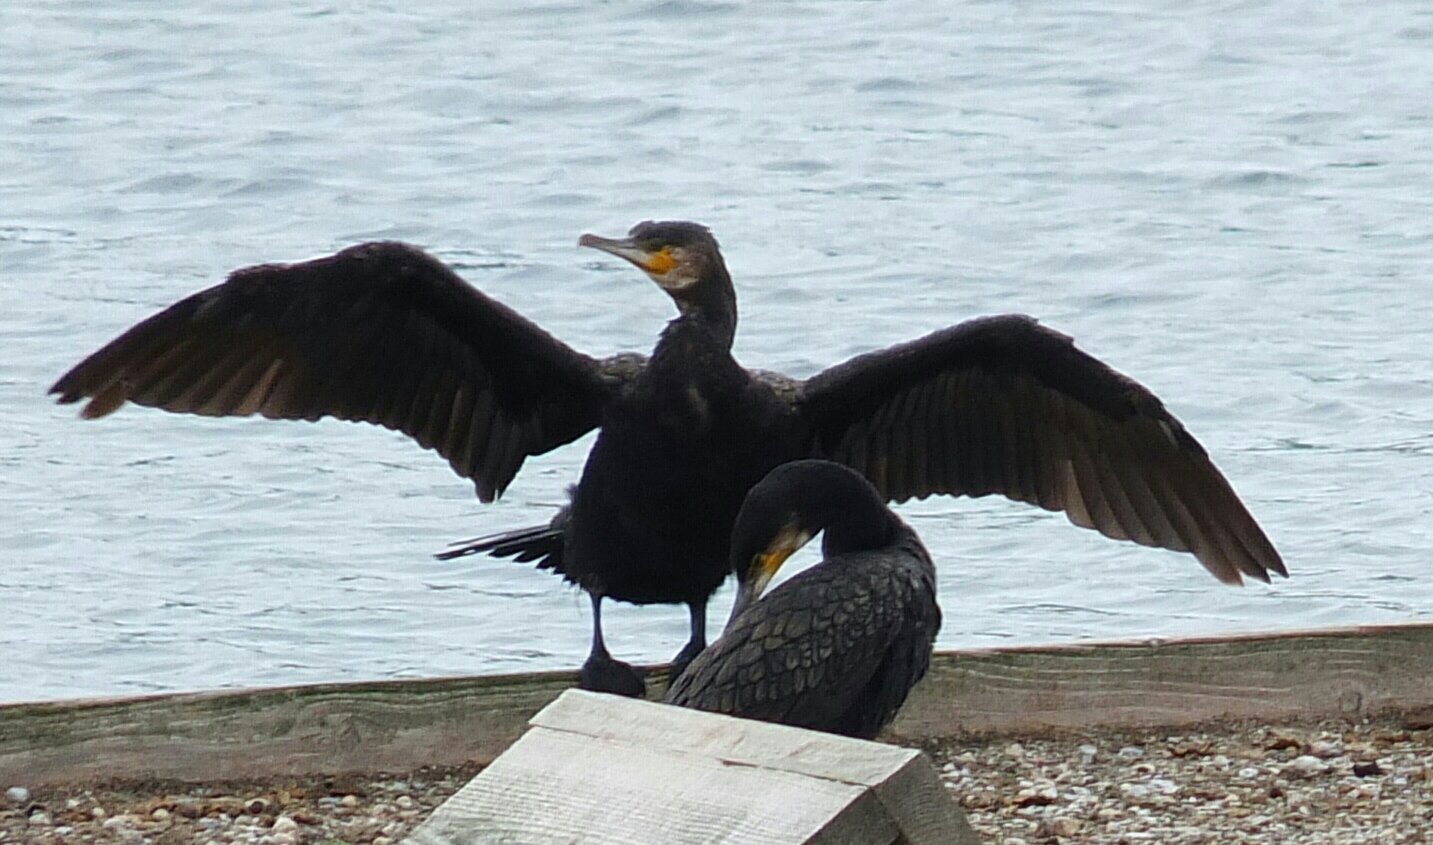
[51,221,1286,695]
[665,459,940,740]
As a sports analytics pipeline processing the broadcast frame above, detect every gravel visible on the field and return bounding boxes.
[0,766,479,845]
[934,714,1433,844]
[2,715,1428,843]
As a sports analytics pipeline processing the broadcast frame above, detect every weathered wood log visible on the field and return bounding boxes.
[401,690,980,845]
[890,622,1433,742]
[3,623,1430,787]
[0,671,575,787]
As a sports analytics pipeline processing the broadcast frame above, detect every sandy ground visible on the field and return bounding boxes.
[4,714,1429,844]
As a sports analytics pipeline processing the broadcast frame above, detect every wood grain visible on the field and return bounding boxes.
[0,671,574,787]
[3,623,1429,787]
[402,691,977,845]
[887,622,1433,741]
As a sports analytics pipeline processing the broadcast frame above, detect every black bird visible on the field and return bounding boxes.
[51,221,1286,695]
[665,459,940,740]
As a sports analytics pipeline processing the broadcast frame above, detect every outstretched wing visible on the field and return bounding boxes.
[51,241,644,502]
[793,314,1285,584]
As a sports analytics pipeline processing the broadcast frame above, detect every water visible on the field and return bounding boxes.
[3,1,1431,704]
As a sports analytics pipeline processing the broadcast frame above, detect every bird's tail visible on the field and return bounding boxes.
[435,492,571,572]
[435,522,565,569]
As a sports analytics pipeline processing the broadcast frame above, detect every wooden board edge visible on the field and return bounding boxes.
[2,622,1430,786]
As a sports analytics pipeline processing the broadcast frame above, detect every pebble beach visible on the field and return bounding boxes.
[4,714,1428,844]
[935,715,1433,844]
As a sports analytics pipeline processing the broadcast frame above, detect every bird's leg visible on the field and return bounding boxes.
[667,598,708,684]
[577,592,647,698]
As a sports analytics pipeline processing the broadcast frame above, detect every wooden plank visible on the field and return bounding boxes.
[0,671,576,787]
[530,691,979,845]
[2,623,1430,787]
[874,751,982,845]
[887,622,1433,740]
[403,691,978,845]
[403,722,898,845]
[530,689,925,786]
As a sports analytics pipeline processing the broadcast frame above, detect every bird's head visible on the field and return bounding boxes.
[579,220,724,295]
[727,508,814,629]
[724,460,895,627]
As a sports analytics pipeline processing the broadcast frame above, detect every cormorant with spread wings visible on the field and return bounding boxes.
[52,220,1285,695]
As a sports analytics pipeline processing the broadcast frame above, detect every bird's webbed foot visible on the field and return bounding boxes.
[578,653,647,698]
[578,593,648,698]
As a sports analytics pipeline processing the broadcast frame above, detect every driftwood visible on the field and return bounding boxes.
[3,623,1431,787]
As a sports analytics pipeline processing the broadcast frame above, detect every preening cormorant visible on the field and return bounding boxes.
[52,221,1286,695]
[665,459,940,740]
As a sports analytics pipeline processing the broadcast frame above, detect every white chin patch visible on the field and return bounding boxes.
[654,269,701,291]
[774,524,814,554]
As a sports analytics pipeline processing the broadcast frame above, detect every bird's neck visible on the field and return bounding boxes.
[821,505,902,557]
[670,269,737,349]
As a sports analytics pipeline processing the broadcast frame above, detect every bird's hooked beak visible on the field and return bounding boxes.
[725,526,813,628]
[579,233,677,276]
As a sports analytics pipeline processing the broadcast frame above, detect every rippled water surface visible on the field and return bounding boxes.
[4,1,1431,702]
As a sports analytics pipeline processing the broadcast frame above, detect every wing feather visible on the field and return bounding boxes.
[795,314,1285,583]
[52,241,637,502]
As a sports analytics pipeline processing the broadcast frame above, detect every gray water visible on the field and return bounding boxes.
[3,1,1431,704]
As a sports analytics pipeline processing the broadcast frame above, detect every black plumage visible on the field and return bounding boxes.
[52,220,1286,695]
[665,460,940,740]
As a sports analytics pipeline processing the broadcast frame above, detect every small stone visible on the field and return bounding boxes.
[65,798,82,810]
[245,797,272,815]
[1004,742,1026,759]
[28,811,52,826]
[1121,783,1151,799]
[373,838,393,845]
[152,807,171,821]
[1077,744,1098,764]
[1288,755,1325,775]
[91,806,107,819]
[1353,760,1383,777]
[1014,786,1058,807]
[266,833,297,845]
[272,815,300,833]
[102,815,129,830]
[1238,766,1260,779]
[5,786,30,804]
[395,795,416,809]
[340,794,360,808]
[1044,817,1082,837]
[1117,745,1145,760]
